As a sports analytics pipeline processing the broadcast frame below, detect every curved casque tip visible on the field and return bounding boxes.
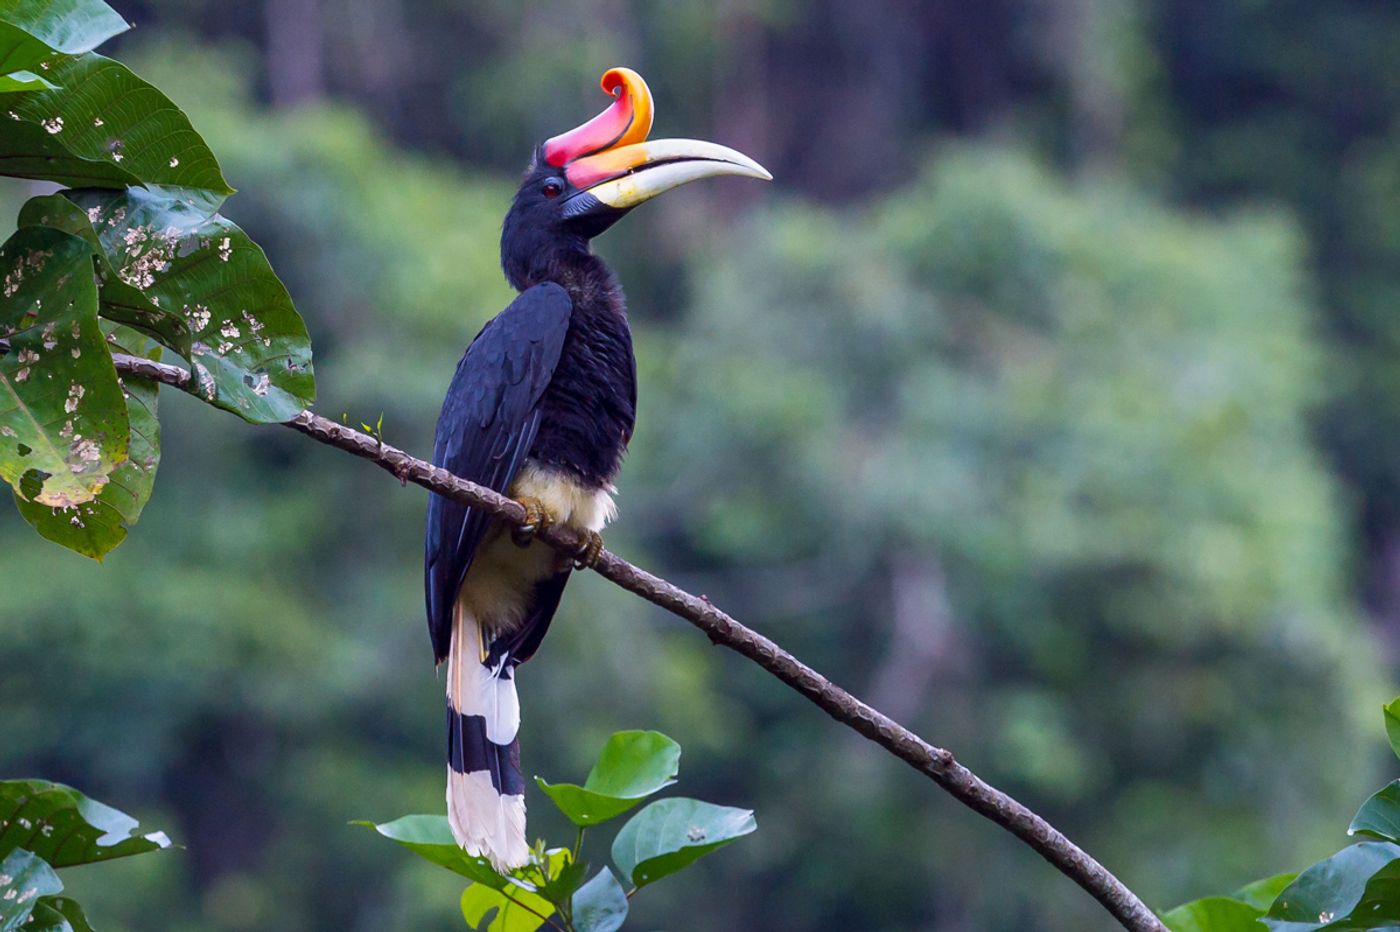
[543,67,654,169]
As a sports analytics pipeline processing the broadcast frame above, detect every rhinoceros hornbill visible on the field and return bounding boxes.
[424,68,769,870]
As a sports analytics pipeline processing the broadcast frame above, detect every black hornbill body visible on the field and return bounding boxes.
[424,68,769,870]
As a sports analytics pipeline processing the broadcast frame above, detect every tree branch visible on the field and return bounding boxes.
[111,352,1167,932]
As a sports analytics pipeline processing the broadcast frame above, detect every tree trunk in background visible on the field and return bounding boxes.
[266,0,324,107]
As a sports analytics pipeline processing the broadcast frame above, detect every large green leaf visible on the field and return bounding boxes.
[0,780,171,868]
[570,869,628,932]
[0,22,59,79]
[538,731,681,827]
[610,798,755,889]
[1264,842,1400,930]
[65,186,314,422]
[355,816,507,889]
[0,117,139,188]
[1160,897,1266,932]
[1234,876,1298,912]
[22,896,93,932]
[1352,782,1400,844]
[19,192,191,355]
[13,325,160,558]
[3,52,231,193]
[0,849,61,932]
[0,225,127,508]
[0,0,130,90]
[0,0,129,56]
[458,849,570,932]
[459,883,554,932]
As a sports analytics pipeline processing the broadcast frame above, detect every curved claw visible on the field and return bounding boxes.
[510,496,555,547]
[573,530,605,570]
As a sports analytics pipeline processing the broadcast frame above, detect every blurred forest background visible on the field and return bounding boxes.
[4,1,1400,930]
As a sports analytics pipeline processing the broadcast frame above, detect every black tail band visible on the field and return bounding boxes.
[446,705,524,796]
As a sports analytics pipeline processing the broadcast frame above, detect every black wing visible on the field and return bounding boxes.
[424,282,573,662]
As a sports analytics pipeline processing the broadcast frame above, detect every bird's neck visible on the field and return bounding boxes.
[551,253,625,320]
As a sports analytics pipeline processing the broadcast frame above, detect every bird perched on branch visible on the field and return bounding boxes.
[424,68,769,870]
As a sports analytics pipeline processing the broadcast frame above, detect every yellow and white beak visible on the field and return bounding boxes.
[565,138,771,210]
[547,67,770,220]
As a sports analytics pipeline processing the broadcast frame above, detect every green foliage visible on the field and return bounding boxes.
[1350,783,1400,843]
[537,731,680,827]
[12,324,160,557]
[0,849,62,930]
[0,0,128,57]
[1163,699,1400,932]
[368,731,753,931]
[610,798,755,889]
[0,227,125,508]
[0,0,313,559]
[0,780,170,932]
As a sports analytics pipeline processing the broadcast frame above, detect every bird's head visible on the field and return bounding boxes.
[501,67,770,291]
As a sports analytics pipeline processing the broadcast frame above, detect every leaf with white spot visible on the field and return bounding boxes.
[0,21,61,81]
[0,849,61,932]
[1,52,231,193]
[65,186,314,422]
[0,116,138,188]
[0,225,127,509]
[610,797,755,889]
[0,779,172,868]
[13,325,161,559]
[18,192,192,355]
[20,895,93,932]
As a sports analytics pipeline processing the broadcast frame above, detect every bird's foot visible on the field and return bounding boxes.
[510,496,555,547]
[573,530,605,570]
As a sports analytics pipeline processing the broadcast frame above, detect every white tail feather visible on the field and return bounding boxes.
[446,604,528,872]
[479,658,521,745]
[447,769,528,872]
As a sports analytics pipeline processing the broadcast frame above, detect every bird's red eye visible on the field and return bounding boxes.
[542,179,563,198]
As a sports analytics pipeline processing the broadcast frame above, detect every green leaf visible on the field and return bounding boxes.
[1264,842,1400,930]
[611,798,755,889]
[1352,782,1400,843]
[0,779,171,867]
[571,869,628,932]
[537,730,681,827]
[0,0,129,56]
[531,849,588,911]
[0,21,59,80]
[2,52,231,193]
[1384,697,1400,764]
[1233,875,1297,912]
[0,849,61,931]
[65,186,315,422]
[0,116,139,189]
[459,882,554,932]
[0,71,53,93]
[13,325,160,558]
[23,896,93,932]
[0,225,128,509]
[354,816,506,889]
[1159,897,1265,932]
[459,848,570,932]
[18,193,192,355]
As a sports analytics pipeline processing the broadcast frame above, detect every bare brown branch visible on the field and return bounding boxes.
[111,352,1168,932]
